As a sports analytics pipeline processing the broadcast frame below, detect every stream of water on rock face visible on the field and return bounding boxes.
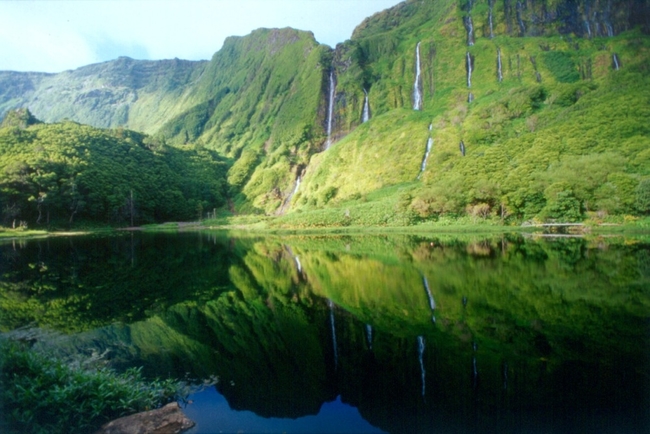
[613,53,621,70]
[466,52,473,88]
[497,48,503,82]
[418,336,426,397]
[516,1,526,35]
[413,42,422,110]
[465,15,475,46]
[417,137,434,179]
[325,72,336,149]
[362,89,370,123]
[329,299,339,370]
[488,1,494,38]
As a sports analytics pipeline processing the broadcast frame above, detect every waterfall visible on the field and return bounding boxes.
[366,324,373,350]
[468,93,474,103]
[417,137,434,180]
[423,275,435,310]
[325,72,336,149]
[294,255,302,274]
[584,20,592,38]
[472,356,478,388]
[606,22,614,37]
[466,52,473,88]
[612,53,620,70]
[429,123,433,132]
[497,48,503,82]
[488,2,494,38]
[418,336,426,397]
[362,89,370,123]
[459,140,466,156]
[516,1,526,36]
[464,16,475,46]
[279,174,301,214]
[413,42,423,110]
[329,299,338,369]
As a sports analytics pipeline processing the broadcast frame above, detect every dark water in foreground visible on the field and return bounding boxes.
[1,232,649,433]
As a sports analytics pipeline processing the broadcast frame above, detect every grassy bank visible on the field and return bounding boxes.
[0,340,181,434]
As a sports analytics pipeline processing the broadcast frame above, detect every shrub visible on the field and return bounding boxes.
[0,341,180,434]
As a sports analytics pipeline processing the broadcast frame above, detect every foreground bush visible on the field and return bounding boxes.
[0,340,179,434]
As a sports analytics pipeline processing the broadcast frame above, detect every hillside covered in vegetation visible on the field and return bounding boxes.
[1,0,649,228]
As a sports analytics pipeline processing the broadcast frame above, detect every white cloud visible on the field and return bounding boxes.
[0,0,402,72]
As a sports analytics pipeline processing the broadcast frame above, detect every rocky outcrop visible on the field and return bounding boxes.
[94,402,195,434]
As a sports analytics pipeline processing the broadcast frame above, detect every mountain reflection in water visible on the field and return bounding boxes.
[1,232,649,433]
[184,388,384,433]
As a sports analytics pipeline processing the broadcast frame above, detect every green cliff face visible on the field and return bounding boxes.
[1,0,648,221]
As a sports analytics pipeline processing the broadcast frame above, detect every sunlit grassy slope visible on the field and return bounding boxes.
[1,0,648,224]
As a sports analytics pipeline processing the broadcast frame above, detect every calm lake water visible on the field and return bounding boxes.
[1,231,649,433]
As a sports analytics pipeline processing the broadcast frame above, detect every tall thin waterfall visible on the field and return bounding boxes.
[468,93,474,103]
[418,336,426,397]
[488,1,494,38]
[417,124,434,179]
[464,16,475,46]
[612,53,620,70]
[362,89,370,123]
[585,20,592,38]
[422,275,436,323]
[497,48,503,82]
[294,255,302,274]
[329,299,338,369]
[516,1,526,36]
[413,42,423,110]
[459,140,466,156]
[606,22,614,37]
[279,174,301,214]
[466,52,473,88]
[366,324,373,350]
[325,72,336,149]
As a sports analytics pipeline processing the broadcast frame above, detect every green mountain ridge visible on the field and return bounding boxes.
[1,0,649,225]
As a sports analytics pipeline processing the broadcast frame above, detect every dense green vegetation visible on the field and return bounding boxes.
[0,340,180,434]
[0,116,228,227]
[0,0,649,227]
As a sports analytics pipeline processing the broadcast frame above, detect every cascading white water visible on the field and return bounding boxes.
[465,16,475,46]
[516,1,526,35]
[466,52,473,88]
[606,22,614,37]
[468,93,474,103]
[325,72,336,149]
[417,137,434,179]
[613,53,620,70]
[418,336,426,397]
[488,3,494,38]
[362,89,370,123]
[329,299,338,369]
[497,48,503,82]
[294,255,302,274]
[413,42,422,110]
[366,324,373,350]
[423,276,435,310]
[585,20,592,38]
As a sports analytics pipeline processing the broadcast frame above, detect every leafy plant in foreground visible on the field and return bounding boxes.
[0,340,180,434]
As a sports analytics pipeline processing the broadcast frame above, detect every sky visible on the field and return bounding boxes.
[0,0,404,73]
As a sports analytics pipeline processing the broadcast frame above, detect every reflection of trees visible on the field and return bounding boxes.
[2,234,649,432]
[0,232,232,332]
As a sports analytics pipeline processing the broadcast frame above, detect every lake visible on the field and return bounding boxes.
[1,231,649,433]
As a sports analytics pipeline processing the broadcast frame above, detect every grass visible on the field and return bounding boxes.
[0,340,181,434]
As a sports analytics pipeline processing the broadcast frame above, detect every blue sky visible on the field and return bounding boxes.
[0,0,403,73]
